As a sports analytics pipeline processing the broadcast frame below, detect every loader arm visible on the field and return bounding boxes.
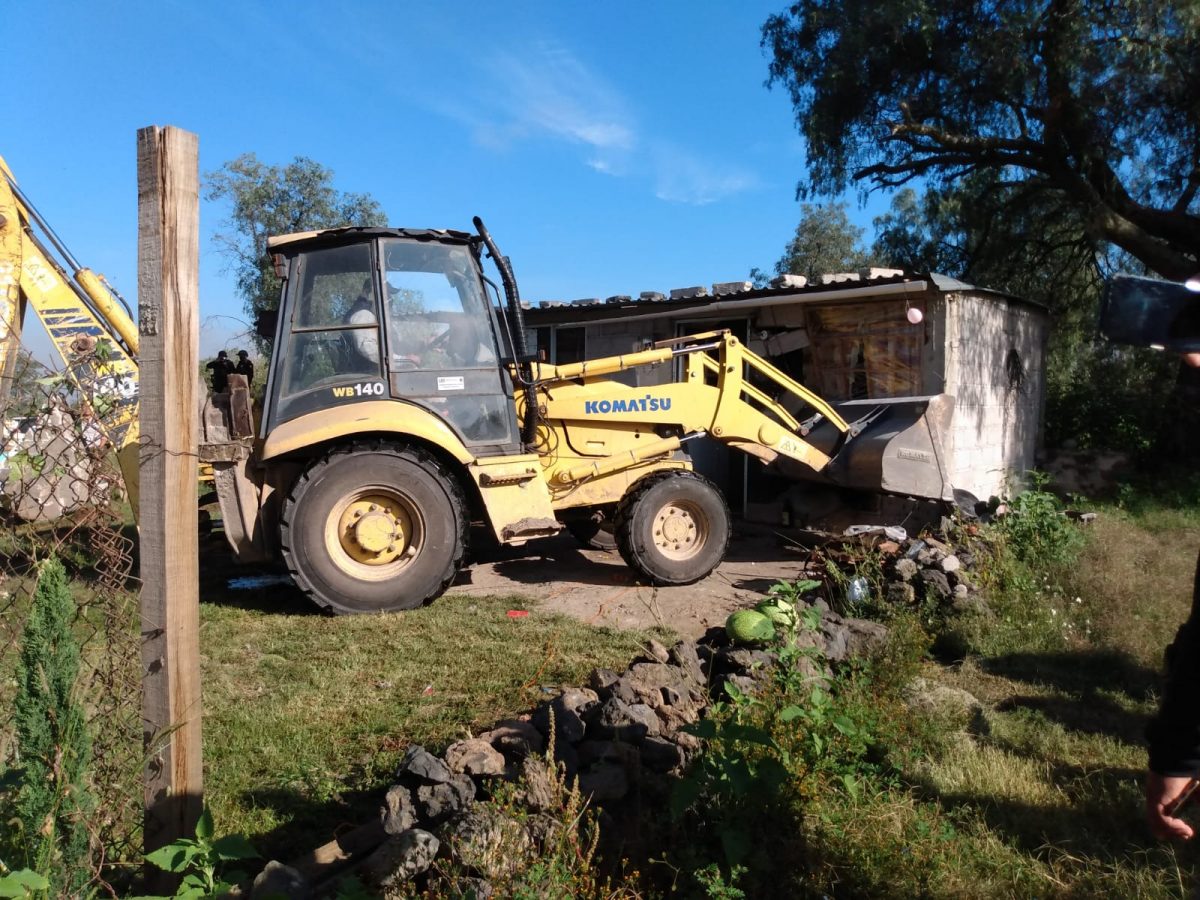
[0,155,141,514]
[534,330,851,489]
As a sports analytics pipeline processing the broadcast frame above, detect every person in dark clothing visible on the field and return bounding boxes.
[206,350,233,393]
[1146,351,1200,840]
[1146,552,1200,839]
[234,350,254,385]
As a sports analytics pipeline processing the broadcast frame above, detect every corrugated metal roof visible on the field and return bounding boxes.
[523,269,1041,319]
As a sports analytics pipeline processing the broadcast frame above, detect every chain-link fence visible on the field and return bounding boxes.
[1,344,141,890]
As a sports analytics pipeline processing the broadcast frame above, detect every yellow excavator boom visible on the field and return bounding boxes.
[0,154,141,516]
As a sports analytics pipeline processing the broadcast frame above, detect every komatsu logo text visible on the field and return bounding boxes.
[584,395,672,414]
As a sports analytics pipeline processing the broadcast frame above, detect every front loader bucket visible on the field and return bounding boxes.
[774,394,956,502]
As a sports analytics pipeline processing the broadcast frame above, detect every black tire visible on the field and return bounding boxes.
[614,471,730,585]
[564,511,618,551]
[280,442,467,614]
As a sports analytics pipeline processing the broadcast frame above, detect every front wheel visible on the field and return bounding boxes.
[614,472,730,585]
[280,443,467,614]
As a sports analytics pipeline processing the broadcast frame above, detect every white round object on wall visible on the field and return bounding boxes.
[906,307,924,324]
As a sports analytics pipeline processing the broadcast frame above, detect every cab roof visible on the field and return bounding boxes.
[266,226,476,252]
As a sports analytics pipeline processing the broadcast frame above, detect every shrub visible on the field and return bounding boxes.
[10,556,95,895]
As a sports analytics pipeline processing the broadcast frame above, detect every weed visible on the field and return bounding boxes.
[421,716,643,899]
[129,808,258,899]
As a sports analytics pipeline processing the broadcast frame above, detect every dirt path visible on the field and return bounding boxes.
[447,530,815,638]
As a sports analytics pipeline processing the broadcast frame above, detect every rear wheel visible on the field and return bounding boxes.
[614,472,730,585]
[280,443,467,614]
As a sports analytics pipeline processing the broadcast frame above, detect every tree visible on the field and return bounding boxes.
[204,154,386,348]
[762,0,1200,280]
[14,556,94,894]
[869,181,1184,453]
[751,201,873,285]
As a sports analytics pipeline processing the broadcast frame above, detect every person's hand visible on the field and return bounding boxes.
[1146,772,1196,839]
[1185,352,1200,368]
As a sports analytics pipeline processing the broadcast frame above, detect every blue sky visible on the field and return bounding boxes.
[4,0,892,360]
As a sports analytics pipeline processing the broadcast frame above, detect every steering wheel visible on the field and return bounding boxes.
[426,320,479,366]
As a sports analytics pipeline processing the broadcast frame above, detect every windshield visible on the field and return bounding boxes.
[382,239,499,370]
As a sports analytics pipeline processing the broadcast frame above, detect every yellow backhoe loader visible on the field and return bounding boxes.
[1,156,957,614]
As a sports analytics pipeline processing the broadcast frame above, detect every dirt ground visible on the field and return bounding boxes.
[447,528,817,638]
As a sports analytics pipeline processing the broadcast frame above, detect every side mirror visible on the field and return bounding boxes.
[1100,274,1200,353]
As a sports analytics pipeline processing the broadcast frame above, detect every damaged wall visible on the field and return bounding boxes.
[936,293,1047,500]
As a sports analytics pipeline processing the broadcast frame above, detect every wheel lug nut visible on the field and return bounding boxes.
[386,544,396,553]
[369,504,379,512]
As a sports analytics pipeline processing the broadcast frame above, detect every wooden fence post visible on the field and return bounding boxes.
[136,125,203,859]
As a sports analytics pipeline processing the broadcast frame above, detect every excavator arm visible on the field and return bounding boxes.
[0,155,142,517]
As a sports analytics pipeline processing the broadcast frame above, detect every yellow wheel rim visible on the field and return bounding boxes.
[324,489,421,582]
[652,501,707,562]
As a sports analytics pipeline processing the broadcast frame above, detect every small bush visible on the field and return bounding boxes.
[7,556,95,896]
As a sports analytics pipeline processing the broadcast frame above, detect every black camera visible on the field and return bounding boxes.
[1100,274,1200,353]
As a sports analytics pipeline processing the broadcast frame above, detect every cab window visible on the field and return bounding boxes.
[279,242,381,396]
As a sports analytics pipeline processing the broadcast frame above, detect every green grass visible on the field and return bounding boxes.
[5,487,1199,896]
[199,588,657,861]
[791,494,1200,898]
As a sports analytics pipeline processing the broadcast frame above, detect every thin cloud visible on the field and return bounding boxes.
[651,142,759,205]
[430,41,757,204]
[478,45,635,155]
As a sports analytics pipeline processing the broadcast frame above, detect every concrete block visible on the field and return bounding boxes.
[712,281,752,296]
[770,273,808,288]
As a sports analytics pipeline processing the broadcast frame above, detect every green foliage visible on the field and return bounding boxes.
[204,153,386,351]
[750,201,874,286]
[0,869,50,899]
[669,592,906,896]
[10,556,94,896]
[997,475,1085,567]
[131,808,259,900]
[762,0,1200,281]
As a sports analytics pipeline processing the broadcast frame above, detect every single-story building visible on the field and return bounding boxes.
[523,269,1048,525]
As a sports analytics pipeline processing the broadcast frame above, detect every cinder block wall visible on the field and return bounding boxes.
[939,293,1048,499]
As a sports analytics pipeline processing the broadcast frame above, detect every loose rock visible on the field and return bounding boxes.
[591,697,660,742]
[894,558,920,582]
[481,719,544,760]
[360,829,441,890]
[251,861,309,899]
[644,638,671,663]
[396,745,452,784]
[445,739,506,777]
[417,774,476,824]
[446,807,531,880]
[640,735,685,773]
[578,762,629,801]
[381,785,418,835]
[919,568,953,602]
